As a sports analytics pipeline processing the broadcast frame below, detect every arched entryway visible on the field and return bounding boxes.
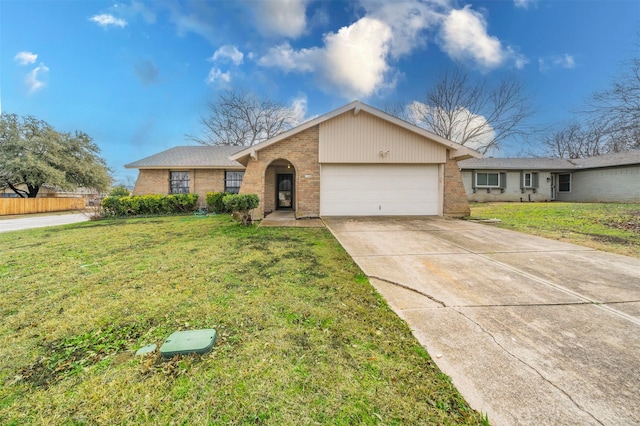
[264,159,296,215]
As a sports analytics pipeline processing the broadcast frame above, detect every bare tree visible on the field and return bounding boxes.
[542,122,608,159]
[190,89,297,146]
[388,66,535,154]
[583,55,640,152]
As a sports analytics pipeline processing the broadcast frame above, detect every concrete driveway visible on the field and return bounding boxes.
[324,216,640,426]
[0,213,89,233]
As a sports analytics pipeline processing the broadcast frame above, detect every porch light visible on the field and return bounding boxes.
[287,164,291,169]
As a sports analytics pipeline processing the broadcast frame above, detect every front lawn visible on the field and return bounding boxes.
[0,215,484,425]
[469,202,640,258]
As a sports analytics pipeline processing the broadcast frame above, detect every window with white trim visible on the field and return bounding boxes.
[475,172,500,188]
[524,172,540,188]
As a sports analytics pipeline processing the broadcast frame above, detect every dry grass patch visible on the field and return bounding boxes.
[0,215,485,425]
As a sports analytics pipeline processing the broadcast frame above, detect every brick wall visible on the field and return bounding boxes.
[443,151,471,217]
[240,126,320,219]
[132,168,228,207]
[133,169,168,195]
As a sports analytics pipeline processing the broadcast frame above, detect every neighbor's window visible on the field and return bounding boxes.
[523,172,540,188]
[558,173,571,192]
[169,171,190,194]
[476,172,500,187]
[523,172,533,188]
[225,171,244,194]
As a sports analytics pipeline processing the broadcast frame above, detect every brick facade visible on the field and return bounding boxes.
[443,151,471,217]
[240,126,320,219]
[133,168,228,207]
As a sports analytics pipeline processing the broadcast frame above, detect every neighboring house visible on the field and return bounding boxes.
[126,101,481,218]
[459,149,640,203]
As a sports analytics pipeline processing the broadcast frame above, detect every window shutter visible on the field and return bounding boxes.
[500,172,507,189]
[520,171,525,193]
[532,172,539,188]
[471,171,477,193]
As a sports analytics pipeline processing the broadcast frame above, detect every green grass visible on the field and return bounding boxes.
[469,202,640,258]
[0,215,484,425]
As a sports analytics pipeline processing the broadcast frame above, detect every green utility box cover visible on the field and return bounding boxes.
[160,329,217,358]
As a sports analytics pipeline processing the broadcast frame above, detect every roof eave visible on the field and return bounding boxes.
[125,164,244,170]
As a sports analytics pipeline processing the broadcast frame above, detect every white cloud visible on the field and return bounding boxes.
[205,68,231,85]
[250,0,308,38]
[14,51,38,65]
[258,42,318,72]
[210,45,244,66]
[513,51,529,69]
[553,53,575,68]
[259,17,393,98]
[323,18,393,97]
[514,0,537,9]
[90,14,128,28]
[539,53,575,72]
[438,6,505,70]
[25,63,49,94]
[287,95,309,125]
[359,0,446,58]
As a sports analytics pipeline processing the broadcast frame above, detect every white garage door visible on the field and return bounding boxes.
[320,164,440,216]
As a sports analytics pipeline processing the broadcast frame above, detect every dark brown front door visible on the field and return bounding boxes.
[277,174,293,209]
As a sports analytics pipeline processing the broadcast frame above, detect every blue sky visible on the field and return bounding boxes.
[2,0,638,184]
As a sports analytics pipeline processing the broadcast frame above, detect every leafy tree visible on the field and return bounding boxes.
[190,89,296,146]
[387,65,535,154]
[0,113,111,198]
[108,185,131,198]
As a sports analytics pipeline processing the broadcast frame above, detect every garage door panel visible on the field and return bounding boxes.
[321,164,439,216]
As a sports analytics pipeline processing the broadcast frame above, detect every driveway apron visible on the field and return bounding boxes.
[324,217,640,426]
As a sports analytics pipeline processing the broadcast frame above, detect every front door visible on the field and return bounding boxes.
[277,174,293,209]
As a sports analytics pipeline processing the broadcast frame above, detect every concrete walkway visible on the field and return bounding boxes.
[324,216,640,426]
[259,210,324,228]
[0,213,89,233]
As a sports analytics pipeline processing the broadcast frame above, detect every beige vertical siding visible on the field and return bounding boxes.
[319,111,446,163]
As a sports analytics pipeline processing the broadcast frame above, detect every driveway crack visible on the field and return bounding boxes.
[368,275,447,307]
[452,306,606,426]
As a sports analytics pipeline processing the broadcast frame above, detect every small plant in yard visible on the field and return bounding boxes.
[223,193,260,225]
[0,215,485,424]
[205,191,231,213]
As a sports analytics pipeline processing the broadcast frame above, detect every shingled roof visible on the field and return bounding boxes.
[125,146,245,169]
[459,149,640,171]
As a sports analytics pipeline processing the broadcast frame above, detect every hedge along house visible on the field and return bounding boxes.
[125,146,245,204]
[458,149,640,203]
[229,101,480,219]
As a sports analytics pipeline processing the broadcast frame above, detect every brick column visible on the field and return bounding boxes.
[443,151,471,217]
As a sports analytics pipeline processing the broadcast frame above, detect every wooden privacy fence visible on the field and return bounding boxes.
[0,197,86,216]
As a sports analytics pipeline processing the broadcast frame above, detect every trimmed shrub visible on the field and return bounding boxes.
[206,192,231,213]
[101,193,198,217]
[223,193,260,225]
